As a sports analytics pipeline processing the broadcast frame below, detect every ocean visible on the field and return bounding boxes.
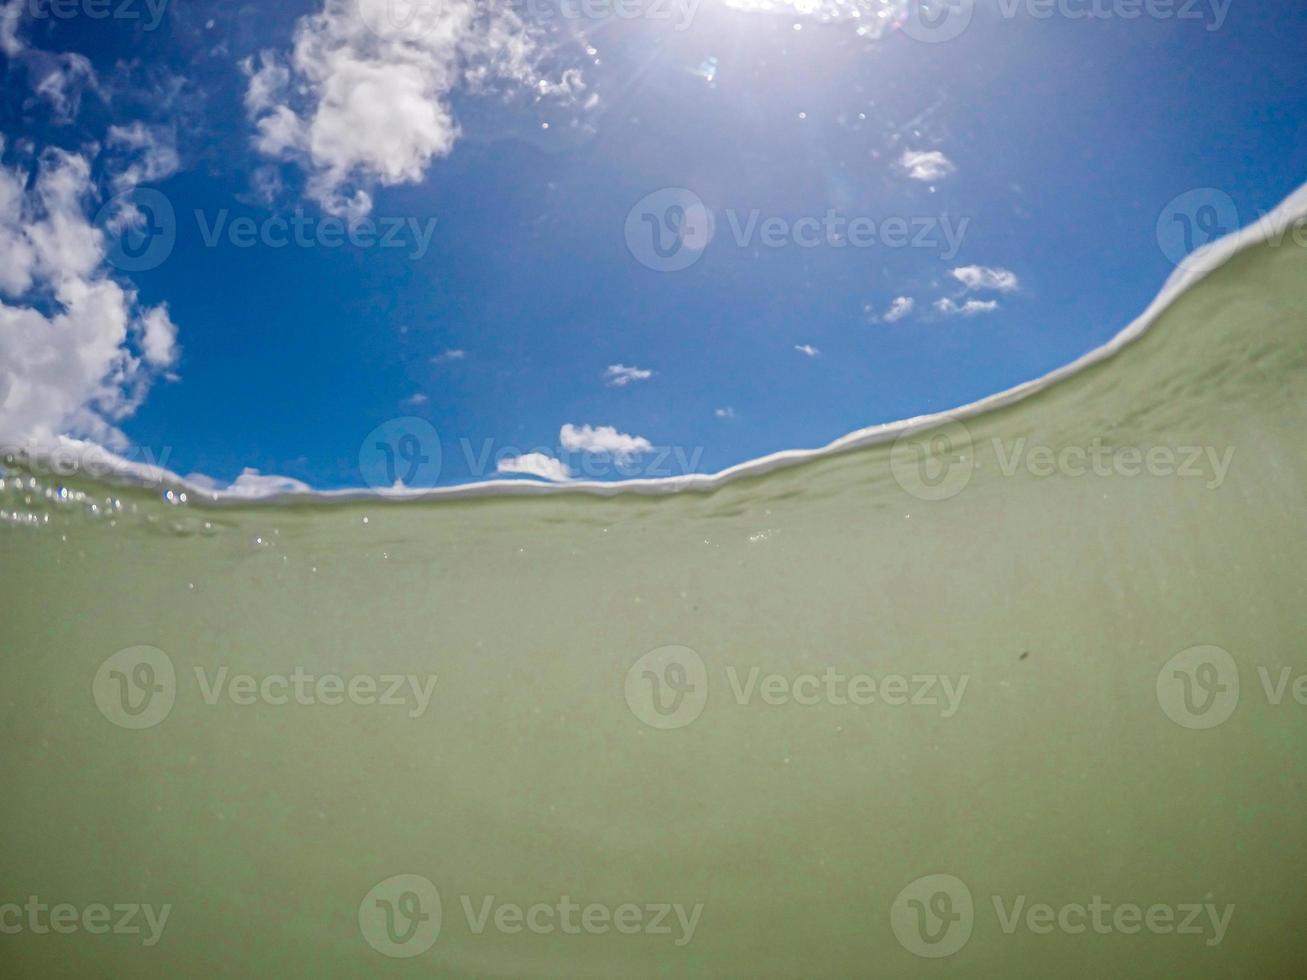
[2,190,1305,976]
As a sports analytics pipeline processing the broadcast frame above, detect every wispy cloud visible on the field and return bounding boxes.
[431,348,465,364]
[106,122,180,193]
[898,149,955,182]
[951,265,1019,293]
[559,424,652,462]
[794,344,820,357]
[402,393,429,407]
[881,296,915,323]
[497,452,573,482]
[603,363,653,387]
[715,407,736,419]
[935,298,1000,317]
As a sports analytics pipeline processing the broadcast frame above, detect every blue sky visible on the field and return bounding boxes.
[1,0,1305,491]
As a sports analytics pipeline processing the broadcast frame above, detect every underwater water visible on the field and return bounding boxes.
[2,209,1306,977]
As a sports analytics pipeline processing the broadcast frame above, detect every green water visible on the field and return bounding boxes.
[2,234,1306,977]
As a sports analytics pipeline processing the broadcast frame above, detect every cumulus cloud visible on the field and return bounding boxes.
[0,144,179,449]
[243,0,579,219]
[934,298,999,317]
[603,363,652,387]
[898,149,955,182]
[497,451,572,482]
[881,296,914,323]
[951,265,1019,293]
[559,423,651,463]
[794,344,819,357]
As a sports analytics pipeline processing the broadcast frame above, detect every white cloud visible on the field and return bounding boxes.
[402,393,430,406]
[898,149,955,182]
[106,123,180,193]
[951,265,1019,293]
[715,407,736,419]
[794,344,819,357]
[1,0,25,56]
[243,0,577,218]
[0,145,180,449]
[138,305,179,368]
[33,53,99,123]
[559,423,652,463]
[0,4,103,123]
[432,348,466,363]
[881,296,914,323]
[207,468,312,498]
[603,363,652,387]
[934,298,1000,317]
[497,452,572,482]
